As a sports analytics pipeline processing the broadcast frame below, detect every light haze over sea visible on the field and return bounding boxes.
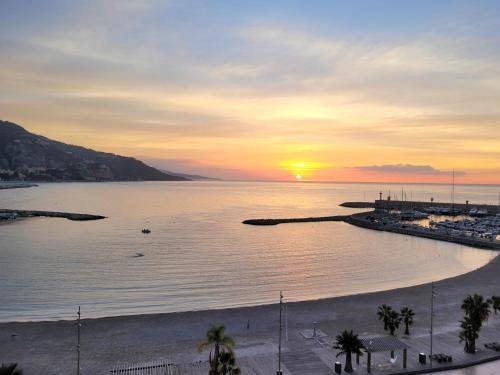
[0,181,498,322]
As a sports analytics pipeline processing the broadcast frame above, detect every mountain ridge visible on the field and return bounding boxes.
[0,120,189,182]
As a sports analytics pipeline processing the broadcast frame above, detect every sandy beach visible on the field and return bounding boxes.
[1,243,499,374]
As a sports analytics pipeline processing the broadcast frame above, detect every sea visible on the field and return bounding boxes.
[0,181,498,322]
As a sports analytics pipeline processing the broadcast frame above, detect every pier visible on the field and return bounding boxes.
[242,215,348,225]
[340,201,376,208]
[0,209,106,221]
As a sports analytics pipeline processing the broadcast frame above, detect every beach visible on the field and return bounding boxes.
[1,250,499,374]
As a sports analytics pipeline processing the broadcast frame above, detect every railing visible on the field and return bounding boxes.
[110,359,177,375]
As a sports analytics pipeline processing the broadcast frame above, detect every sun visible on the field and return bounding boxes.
[296,174,302,180]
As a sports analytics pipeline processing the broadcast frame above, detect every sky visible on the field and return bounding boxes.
[1,0,499,183]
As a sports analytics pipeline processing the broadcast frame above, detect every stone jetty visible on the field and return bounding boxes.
[339,201,376,208]
[0,209,106,221]
[242,215,348,225]
[0,183,38,190]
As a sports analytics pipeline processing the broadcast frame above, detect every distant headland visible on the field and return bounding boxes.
[0,120,189,182]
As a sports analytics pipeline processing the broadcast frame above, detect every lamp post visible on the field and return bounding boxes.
[430,283,435,368]
[285,302,288,346]
[77,306,81,375]
[277,291,283,375]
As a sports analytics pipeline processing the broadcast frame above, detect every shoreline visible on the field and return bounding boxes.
[1,254,499,374]
[2,252,497,325]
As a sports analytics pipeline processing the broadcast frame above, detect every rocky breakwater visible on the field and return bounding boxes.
[339,201,376,208]
[243,203,500,251]
[344,211,500,251]
[0,183,38,190]
[243,215,348,225]
[0,209,106,222]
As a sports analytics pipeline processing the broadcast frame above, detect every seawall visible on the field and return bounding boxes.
[375,199,500,214]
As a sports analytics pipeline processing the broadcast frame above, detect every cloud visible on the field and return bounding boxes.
[0,1,499,182]
[354,164,466,176]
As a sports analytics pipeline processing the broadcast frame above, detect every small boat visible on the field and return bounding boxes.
[476,209,488,217]
[141,228,151,234]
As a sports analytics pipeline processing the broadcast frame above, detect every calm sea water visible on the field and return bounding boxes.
[0,181,498,322]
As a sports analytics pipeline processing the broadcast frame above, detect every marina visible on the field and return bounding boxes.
[244,199,500,250]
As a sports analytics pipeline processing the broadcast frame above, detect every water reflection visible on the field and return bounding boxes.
[0,181,497,321]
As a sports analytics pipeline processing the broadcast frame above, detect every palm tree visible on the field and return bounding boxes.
[387,310,402,335]
[461,294,490,328]
[0,364,23,375]
[459,316,478,354]
[198,325,236,375]
[400,307,415,335]
[377,304,393,331]
[333,330,364,373]
[487,296,500,315]
[377,305,401,335]
[218,350,241,375]
[459,294,490,354]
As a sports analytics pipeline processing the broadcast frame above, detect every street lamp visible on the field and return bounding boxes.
[430,283,436,368]
[277,291,283,375]
[77,306,81,375]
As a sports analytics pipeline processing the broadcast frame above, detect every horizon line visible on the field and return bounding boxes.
[204,179,500,187]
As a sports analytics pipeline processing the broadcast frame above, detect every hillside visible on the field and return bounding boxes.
[160,169,219,181]
[0,120,189,182]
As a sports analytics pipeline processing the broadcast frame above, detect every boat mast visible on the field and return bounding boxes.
[451,169,455,211]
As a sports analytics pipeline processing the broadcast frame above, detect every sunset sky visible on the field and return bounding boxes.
[1,0,499,183]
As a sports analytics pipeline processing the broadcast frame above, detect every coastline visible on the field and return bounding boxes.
[1,252,499,374]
